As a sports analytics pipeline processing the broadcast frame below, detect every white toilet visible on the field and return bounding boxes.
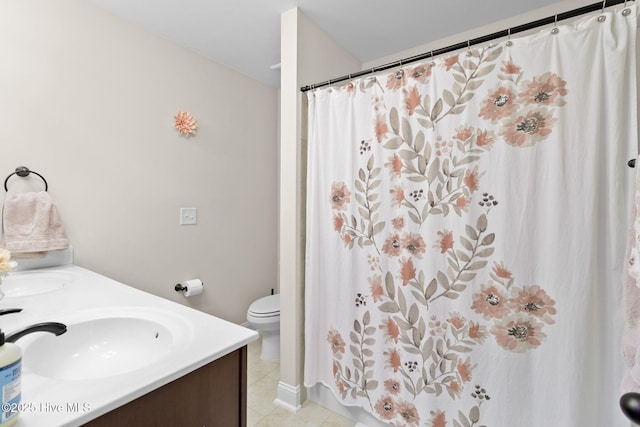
[247,294,280,360]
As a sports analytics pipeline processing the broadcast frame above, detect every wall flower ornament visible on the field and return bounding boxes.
[174,110,197,136]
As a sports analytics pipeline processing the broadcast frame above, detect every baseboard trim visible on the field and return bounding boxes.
[273,381,302,412]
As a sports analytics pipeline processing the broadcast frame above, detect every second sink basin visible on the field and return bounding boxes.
[21,308,190,381]
[1,271,75,297]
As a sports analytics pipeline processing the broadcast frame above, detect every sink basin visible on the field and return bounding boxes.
[21,309,189,381]
[1,271,74,297]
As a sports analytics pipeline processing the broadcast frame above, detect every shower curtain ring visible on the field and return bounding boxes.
[598,1,607,21]
[551,15,560,33]
[506,28,513,46]
[595,0,608,21]
[466,39,473,56]
[430,50,435,67]
[623,0,631,15]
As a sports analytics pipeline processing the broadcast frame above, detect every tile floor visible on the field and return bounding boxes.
[246,336,356,427]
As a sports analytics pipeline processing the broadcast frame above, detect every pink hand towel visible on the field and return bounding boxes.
[1,191,69,254]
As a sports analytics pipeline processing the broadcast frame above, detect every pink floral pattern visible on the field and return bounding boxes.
[384,378,401,395]
[369,275,384,302]
[509,285,557,322]
[471,284,509,319]
[401,233,426,258]
[491,313,546,353]
[436,230,454,253]
[380,317,400,343]
[327,329,346,359]
[479,84,518,121]
[404,86,421,116]
[382,234,403,257]
[322,45,564,426]
[374,395,397,420]
[480,64,567,147]
[500,106,557,147]
[428,410,447,427]
[518,72,568,106]
[330,182,351,210]
[409,64,432,83]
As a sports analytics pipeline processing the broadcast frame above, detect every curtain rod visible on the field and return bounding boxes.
[300,0,633,92]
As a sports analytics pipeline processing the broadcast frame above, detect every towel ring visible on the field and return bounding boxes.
[4,166,48,191]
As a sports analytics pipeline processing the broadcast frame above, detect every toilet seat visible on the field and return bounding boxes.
[248,294,280,320]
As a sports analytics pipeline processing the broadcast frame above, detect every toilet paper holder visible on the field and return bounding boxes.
[175,283,203,292]
[174,279,204,297]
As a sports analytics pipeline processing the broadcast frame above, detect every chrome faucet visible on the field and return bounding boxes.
[5,322,67,343]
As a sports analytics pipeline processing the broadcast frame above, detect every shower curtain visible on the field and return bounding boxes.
[305,6,638,427]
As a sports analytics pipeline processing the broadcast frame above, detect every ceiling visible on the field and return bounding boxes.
[87,0,564,88]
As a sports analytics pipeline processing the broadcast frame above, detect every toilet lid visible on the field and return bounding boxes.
[249,294,280,317]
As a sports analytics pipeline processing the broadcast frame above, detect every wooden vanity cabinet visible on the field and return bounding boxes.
[84,346,247,427]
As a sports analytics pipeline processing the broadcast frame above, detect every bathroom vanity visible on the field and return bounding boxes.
[0,255,257,427]
[84,347,247,426]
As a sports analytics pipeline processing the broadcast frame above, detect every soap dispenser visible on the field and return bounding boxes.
[0,330,20,426]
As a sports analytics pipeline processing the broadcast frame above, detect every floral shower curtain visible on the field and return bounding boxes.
[304,6,638,427]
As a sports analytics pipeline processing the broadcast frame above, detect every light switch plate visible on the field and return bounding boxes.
[180,207,197,225]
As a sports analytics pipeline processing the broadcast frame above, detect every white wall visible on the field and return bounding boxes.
[0,0,278,324]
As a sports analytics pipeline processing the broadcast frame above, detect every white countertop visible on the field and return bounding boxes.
[0,264,258,426]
